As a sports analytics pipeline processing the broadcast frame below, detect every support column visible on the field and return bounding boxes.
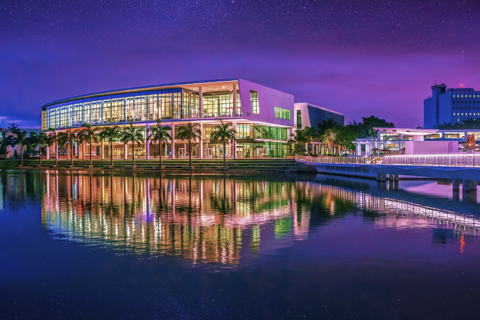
[463,180,477,204]
[233,84,237,116]
[233,121,237,159]
[453,179,461,202]
[124,144,127,160]
[199,87,203,118]
[82,142,86,160]
[146,124,150,160]
[377,173,386,183]
[250,125,254,158]
[356,143,361,156]
[46,145,50,159]
[199,122,203,159]
[101,139,105,160]
[398,134,402,154]
[171,123,175,159]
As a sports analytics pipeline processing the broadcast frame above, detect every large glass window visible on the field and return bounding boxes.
[111,99,124,123]
[45,88,236,129]
[236,91,241,116]
[254,125,288,141]
[445,132,465,139]
[296,110,302,129]
[250,91,259,114]
[275,107,291,120]
[236,124,251,139]
[182,90,199,119]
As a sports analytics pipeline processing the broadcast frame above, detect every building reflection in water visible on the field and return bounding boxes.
[2,171,475,266]
[41,172,312,265]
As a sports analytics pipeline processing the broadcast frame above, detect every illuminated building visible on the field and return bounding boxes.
[424,84,480,128]
[41,79,344,159]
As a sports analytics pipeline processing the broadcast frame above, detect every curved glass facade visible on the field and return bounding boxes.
[43,88,241,131]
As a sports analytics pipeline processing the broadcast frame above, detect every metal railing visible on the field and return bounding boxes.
[383,154,480,167]
[295,155,367,164]
[297,154,480,168]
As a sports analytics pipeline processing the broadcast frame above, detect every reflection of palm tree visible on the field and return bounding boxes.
[110,171,114,210]
[209,176,231,214]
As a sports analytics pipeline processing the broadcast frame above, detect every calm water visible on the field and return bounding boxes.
[2,170,480,319]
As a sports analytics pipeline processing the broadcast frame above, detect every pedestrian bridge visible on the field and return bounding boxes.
[295,155,480,202]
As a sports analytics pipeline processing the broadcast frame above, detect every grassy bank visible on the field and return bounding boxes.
[0,160,21,169]
[0,158,307,174]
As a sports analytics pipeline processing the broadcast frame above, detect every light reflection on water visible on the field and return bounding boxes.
[41,171,310,266]
[4,170,480,319]
[1,170,478,267]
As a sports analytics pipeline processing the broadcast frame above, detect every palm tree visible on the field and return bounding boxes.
[288,129,308,155]
[7,123,21,134]
[78,123,99,167]
[1,131,14,162]
[147,119,172,168]
[99,126,122,167]
[317,118,338,135]
[58,127,77,166]
[303,126,318,154]
[322,128,336,155]
[47,128,60,166]
[37,133,49,166]
[120,121,145,167]
[26,132,49,166]
[15,131,28,166]
[210,120,236,170]
[176,122,201,167]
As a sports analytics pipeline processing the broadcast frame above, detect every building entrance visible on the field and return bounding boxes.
[236,146,244,158]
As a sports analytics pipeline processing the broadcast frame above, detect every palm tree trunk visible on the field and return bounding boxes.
[71,139,74,166]
[110,140,114,167]
[89,137,93,167]
[223,140,226,170]
[39,147,42,165]
[189,140,192,167]
[159,142,162,168]
[132,141,135,167]
[21,145,23,166]
[55,142,58,166]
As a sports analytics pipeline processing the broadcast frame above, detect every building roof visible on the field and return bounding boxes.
[296,102,344,116]
[373,127,439,136]
[41,78,240,110]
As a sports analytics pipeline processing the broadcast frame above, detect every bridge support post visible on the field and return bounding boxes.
[388,175,399,190]
[377,173,387,187]
[453,179,461,202]
[463,180,477,204]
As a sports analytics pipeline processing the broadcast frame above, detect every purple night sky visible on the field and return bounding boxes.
[1,0,480,128]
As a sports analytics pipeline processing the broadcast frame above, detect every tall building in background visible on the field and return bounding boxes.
[424,84,480,128]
